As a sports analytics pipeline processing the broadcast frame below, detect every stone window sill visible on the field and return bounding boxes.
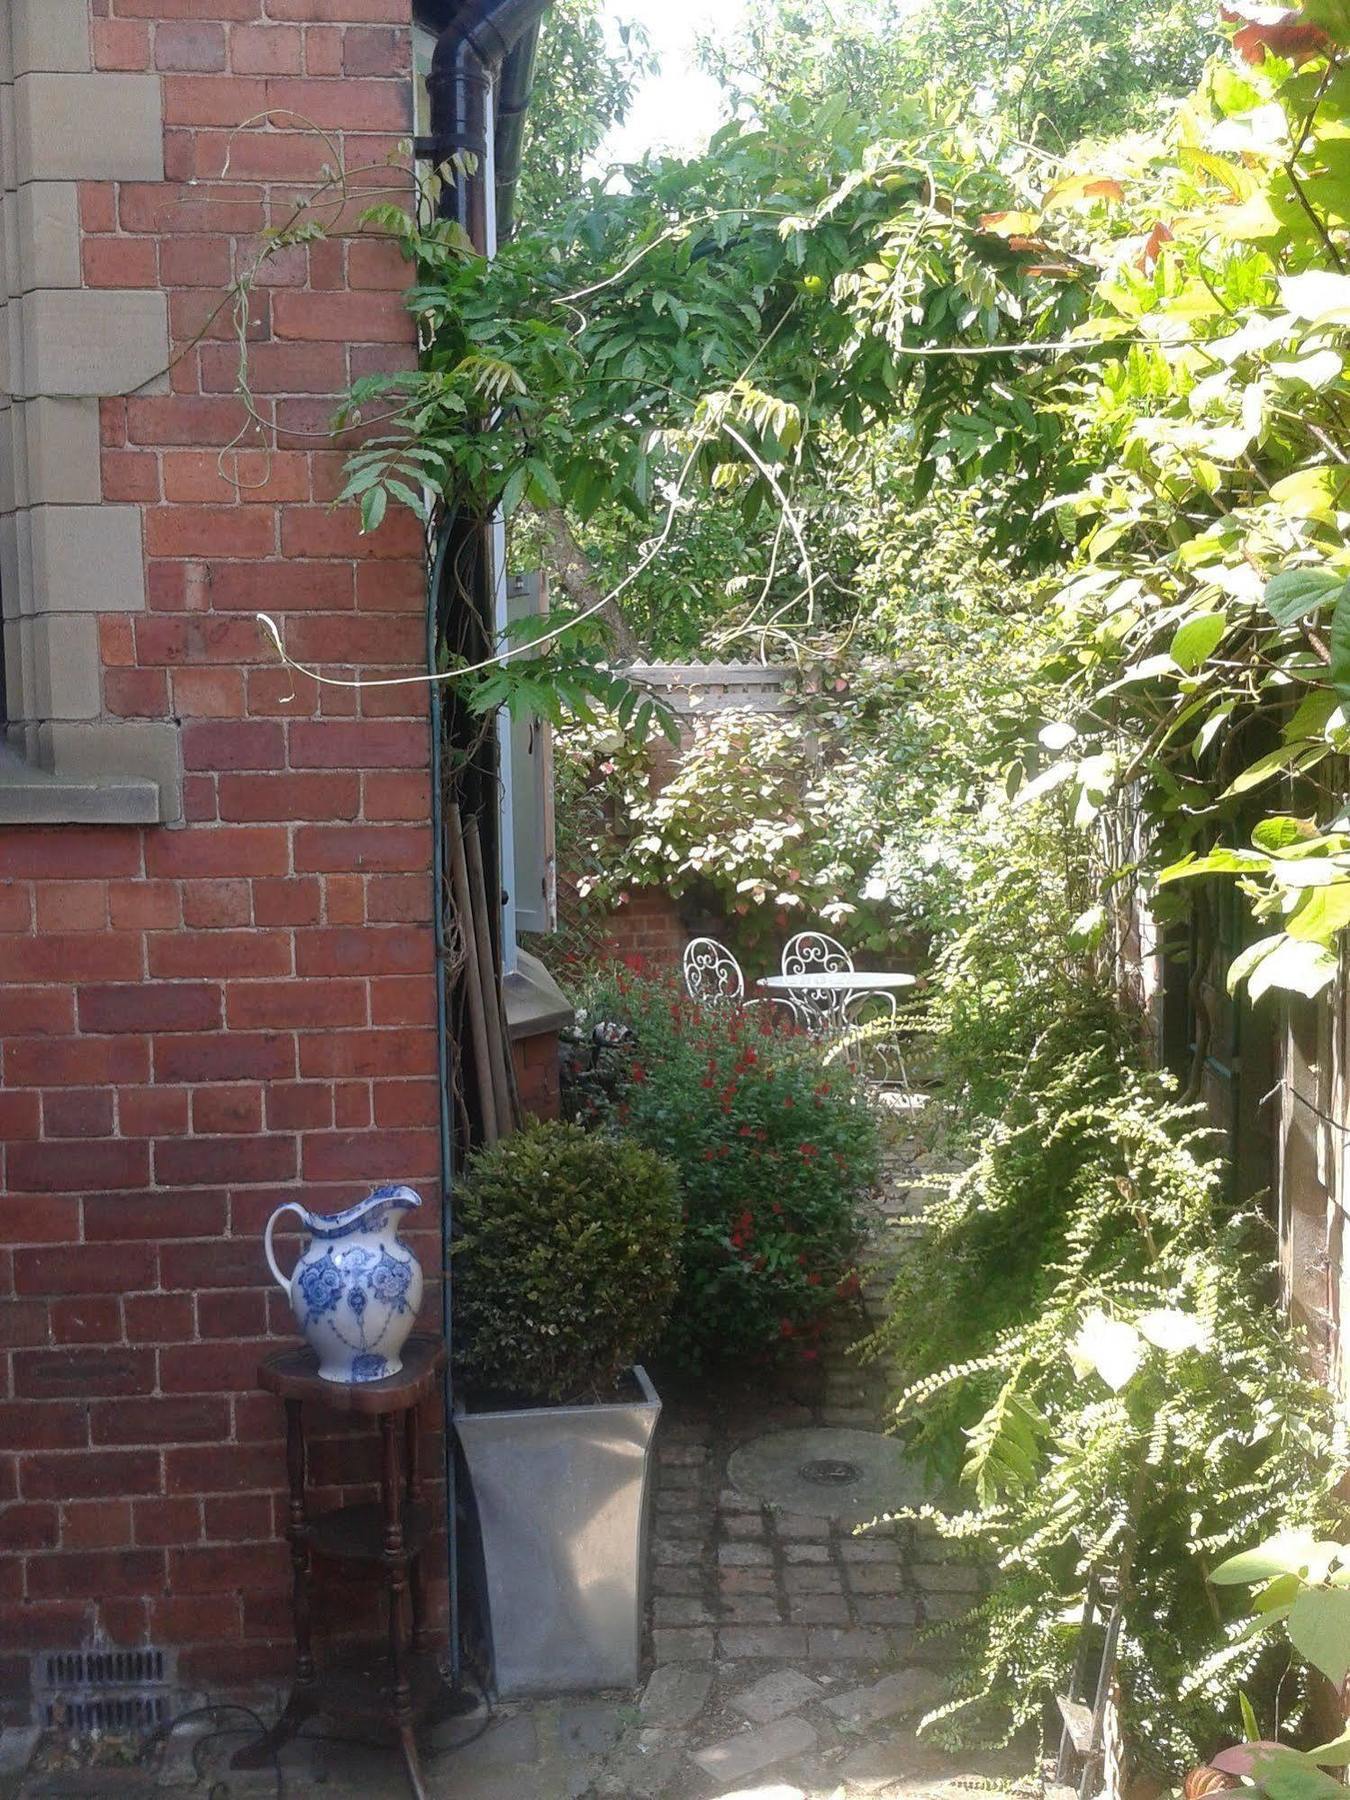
[503,948,574,1041]
[0,767,161,825]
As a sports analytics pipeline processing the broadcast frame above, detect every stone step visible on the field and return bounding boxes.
[691,1715,818,1787]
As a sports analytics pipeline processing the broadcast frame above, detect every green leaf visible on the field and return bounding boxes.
[1170,612,1227,673]
[1286,881,1350,944]
[1221,741,1325,799]
[384,477,426,517]
[1301,0,1350,44]
[1240,1692,1262,1743]
[1179,146,1257,200]
[1253,1747,1350,1800]
[1331,588,1350,708]
[1194,702,1235,761]
[1212,1531,1333,1585]
[1253,817,1319,853]
[1307,1731,1350,1768]
[1287,690,1341,740]
[1270,467,1347,524]
[1224,934,1284,998]
[1289,1586,1350,1687]
[359,485,387,535]
[1254,1573,1304,1614]
[1264,569,1345,628]
[1248,935,1339,1002]
[1067,904,1106,949]
[1158,849,1268,883]
[501,463,528,519]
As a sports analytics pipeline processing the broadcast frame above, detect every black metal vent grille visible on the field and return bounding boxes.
[33,1645,176,1734]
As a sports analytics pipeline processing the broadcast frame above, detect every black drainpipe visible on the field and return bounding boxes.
[416,0,550,249]
[414,0,554,1686]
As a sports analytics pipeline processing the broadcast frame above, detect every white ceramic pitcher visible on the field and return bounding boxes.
[264,1185,424,1383]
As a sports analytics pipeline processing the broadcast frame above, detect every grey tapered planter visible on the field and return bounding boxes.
[455,1365,661,1698]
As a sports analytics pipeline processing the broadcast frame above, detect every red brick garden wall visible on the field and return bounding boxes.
[597,889,686,973]
[511,1031,562,1118]
[1,0,444,1706]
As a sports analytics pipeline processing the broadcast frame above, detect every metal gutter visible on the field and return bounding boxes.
[492,21,542,241]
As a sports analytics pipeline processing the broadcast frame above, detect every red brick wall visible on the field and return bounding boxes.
[1,1,443,1704]
[596,889,686,972]
[511,1030,561,1120]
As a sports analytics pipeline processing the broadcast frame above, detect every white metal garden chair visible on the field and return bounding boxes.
[682,936,747,1007]
[780,930,911,1090]
[780,930,854,1032]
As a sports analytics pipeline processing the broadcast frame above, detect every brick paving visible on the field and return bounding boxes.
[9,1098,1020,1799]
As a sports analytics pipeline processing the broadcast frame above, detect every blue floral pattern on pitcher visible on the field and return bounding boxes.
[264,1185,424,1384]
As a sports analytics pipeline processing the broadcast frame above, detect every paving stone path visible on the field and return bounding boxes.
[10,1098,1015,1800]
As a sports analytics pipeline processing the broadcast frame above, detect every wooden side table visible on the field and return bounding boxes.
[232,1334,449,1800]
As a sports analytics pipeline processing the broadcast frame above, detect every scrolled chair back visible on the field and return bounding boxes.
[781,931,852,980]
[682,936,745,1006]
[780,930,853,1032]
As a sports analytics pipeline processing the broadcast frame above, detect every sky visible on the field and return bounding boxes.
[595,0,751,165]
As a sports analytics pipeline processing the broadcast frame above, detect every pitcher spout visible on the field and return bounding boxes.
[308,1183,422,1241]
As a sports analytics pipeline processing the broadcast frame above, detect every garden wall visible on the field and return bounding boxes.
[0,0,446,1710]
[576,661,798,974]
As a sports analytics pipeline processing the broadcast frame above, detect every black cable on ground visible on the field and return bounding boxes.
[136,1703,281,1799]
[134,1667,495,1799]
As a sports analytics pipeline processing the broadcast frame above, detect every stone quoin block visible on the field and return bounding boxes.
[23,398,102,504]
[28,504,146,611]
[20,289,170,397]
[30,615,101,719]
[12,184,83,291]
[14,74,163,182]
[9,0,91,77]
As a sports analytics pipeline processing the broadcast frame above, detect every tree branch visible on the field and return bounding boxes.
[532,506,643,662]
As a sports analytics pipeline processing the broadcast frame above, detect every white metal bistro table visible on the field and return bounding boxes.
[757,970,919,1091]
[757,971,918,998]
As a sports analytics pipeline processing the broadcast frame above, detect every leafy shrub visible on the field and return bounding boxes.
[575,967,878,1370]
[570,710,859,955]
[453,1118,681,1405]
[868,1005,1343,1774]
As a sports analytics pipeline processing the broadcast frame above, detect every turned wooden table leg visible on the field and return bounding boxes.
[382,1411,426,1800]
[286,1399,315,1686]
[232,1399,315,1772]
[406,1403,430,1655]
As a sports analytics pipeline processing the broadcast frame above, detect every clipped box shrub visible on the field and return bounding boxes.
[453,1117,681,1406]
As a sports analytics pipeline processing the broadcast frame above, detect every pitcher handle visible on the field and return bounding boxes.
[264,1202,308,1296]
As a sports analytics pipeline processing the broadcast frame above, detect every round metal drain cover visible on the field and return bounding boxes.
[727,1427,927,1522]
[799,1457,864,1486]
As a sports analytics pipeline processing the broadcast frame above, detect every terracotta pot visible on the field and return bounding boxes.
[1183,1765,1243,1799]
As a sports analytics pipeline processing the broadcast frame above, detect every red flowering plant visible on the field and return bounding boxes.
[572,967,878,1370]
